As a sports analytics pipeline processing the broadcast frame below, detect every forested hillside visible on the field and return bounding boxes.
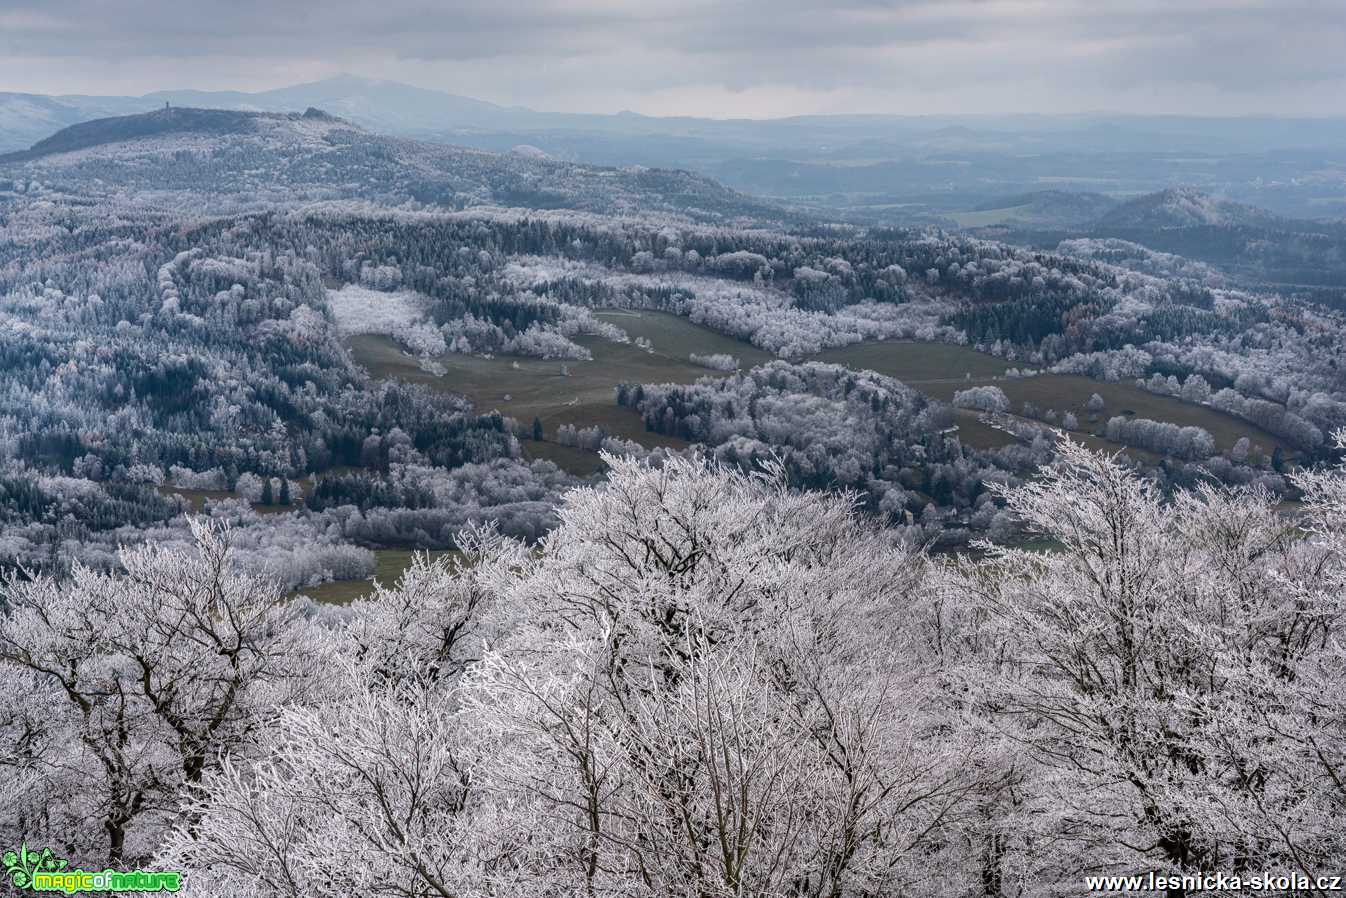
[2,111,1346,577]
[0,106,791,224]
[970,187,1346,314]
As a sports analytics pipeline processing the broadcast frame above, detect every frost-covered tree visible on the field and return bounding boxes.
[158,547,510,898]
[165,455,989,896]
[459,454,988,896]
[5,438,1346,893]
[952,385,1010,414]
[939,437,1346,887]
[1104,415,1216,459]
[0,520,319,866]
[688,351,739,372]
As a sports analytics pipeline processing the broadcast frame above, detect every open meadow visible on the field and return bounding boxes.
[814,341,1288,455]
[346,309,756,453]
[350,310,1289,470]
[286,548,462,605]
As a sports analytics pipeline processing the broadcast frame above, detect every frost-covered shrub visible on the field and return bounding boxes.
[952,385,1010,414]
[688,352,738,372]
[1105,416,1216,459]
[169,465,226,490]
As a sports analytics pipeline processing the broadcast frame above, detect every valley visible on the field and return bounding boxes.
[352,308,1292,476]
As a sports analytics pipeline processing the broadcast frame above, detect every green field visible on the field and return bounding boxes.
[596,309,776,365]
[812,340,1009,384]
[351,312,1289,469]
[156,471,340,515]
[522,440,611,476]
[156,486,304,515]
[349,310,767,454]
[970,374,1285,456]
[815,341,1287,457]
[287,548,461,605]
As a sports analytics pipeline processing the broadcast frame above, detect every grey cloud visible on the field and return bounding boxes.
[0,0,1341,114]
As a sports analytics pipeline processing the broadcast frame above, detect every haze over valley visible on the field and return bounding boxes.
[7,74,1346,225]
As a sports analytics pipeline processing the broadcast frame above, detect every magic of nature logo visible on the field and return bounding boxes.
[3,844,181,893]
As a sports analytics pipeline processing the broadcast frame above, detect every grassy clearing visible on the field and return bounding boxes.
[157,473,342,515]
[155,486,304,515]
[352,312,1287,470]
[950,409,1160,459]
[594,310,776,366]
[521,440,611,476]
[975,375,1285,456]
[286,548,462,605]
[812,341,1009,384]
[353,318,1011,468]
[948,409,1017,451]
[349,310,747,454]
[816,341,1287,456]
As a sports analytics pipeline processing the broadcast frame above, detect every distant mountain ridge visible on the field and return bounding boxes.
[9,75,1346,155]
[0,106,351,163]
[0,105,792,226]
[143,74,531,133]
[959,186,1309,234]
[1093,186,1287,230]
[7,75,1346,223]
[0,76,594,154]
[960,185,1346,313]
[963,190,1121,228]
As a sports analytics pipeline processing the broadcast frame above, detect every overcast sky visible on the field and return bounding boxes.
[1,0,1343,117]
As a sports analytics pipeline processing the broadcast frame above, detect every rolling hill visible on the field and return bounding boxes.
[1093,186,1287,230]
[7,76,1346,224]
[967,187,1346,312]
[0,106,344,163]
[0,106,793,225]
[952,190,1121,228]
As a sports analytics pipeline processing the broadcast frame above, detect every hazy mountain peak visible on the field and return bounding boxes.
[318,72,379,86]
[510,144,550,159]
[960,189,1120,229]
[1095,186,1284,229]
[0,105,790,225]
[0,106,358,163]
